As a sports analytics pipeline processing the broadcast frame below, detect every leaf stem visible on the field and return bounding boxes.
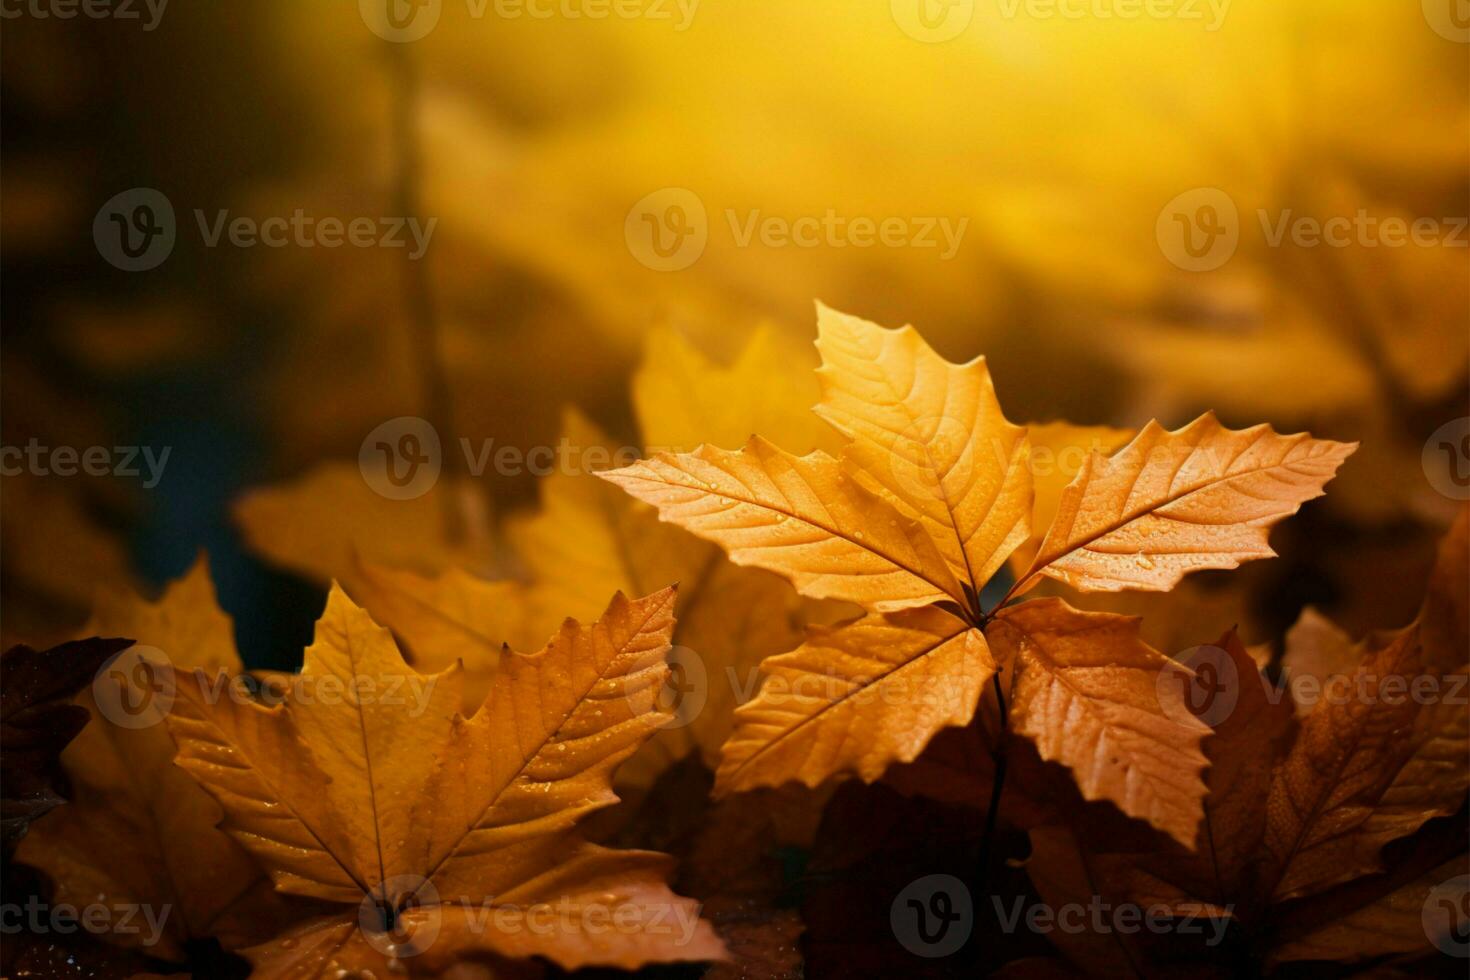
[976,670,1009,901]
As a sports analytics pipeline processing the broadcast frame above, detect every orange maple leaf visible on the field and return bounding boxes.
[601,304,1355,847]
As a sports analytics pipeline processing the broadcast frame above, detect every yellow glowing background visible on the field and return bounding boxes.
[2,1,1466,658]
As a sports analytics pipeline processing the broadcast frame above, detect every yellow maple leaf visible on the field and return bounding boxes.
[634,322,837,455]
[234,463,495,595]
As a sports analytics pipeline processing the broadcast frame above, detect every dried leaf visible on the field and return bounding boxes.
[1280,607,1359,718]
[716,606,989,794]
[634,322,835,456]
[17,560,305,959]
[1271,858,1468,965]
[1,637,130,848]
[1187,629,1295,896]
[989,599,1210,847]
[1010,421,1135,578]
[166,585,724,973]
[813,304,1032,593]
[1266,628,1468,899]
[601,437,965,611]
[602,307,1344,844]
[1020,412,1355,594]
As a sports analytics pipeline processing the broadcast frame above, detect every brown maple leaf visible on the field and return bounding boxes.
[163,584,724,977]
[16,559,307,961]
[1024,509,1469,972]
[1,636,131,849]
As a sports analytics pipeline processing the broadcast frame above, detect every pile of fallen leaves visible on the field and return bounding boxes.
[3,308,1465,979]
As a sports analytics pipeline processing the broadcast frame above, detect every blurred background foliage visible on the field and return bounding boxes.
[2,0,1465,666]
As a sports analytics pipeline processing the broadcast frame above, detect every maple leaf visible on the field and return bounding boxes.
[16,559,307,960]
[164,584,723,975]
[602,305,1353,846]
[1009,421,1135,578]
[349,561,541,710]
[987,599,1210,846]
[716,606,989,794]
[634,322,839,457]
[812,303,1033,595]
[1264,512,1470,902]
[235,327,822,791]
[1022,510,1469,971]
[1013,411,1358,596]
[1,636,131,849]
